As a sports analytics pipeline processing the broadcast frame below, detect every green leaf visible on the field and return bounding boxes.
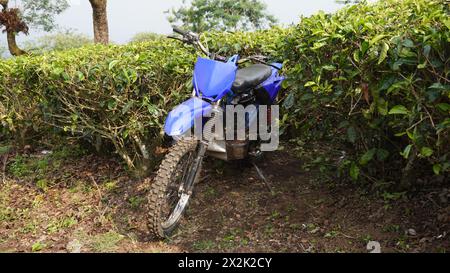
[76,71,85,81]
[364,22,373,30]
[377,98,388,116]
[70,114,79,122]
[401,145,413,159]
[360,149,376,166]
[347,126,357,143]
[300,93,314,101]
[420,147,433,158]
[122,101,134,114]
[402,39,414,48]
[433,164,441,175]
[392,60,403,71]
[407,130,417,141]
[147,104,159,115]
[395,132,407,137]
[312,42,327,50]
[353,50,360,63]
[107,100,117,110]
[350,163,360,181]
[428,83,449,91]
[443,19,450,30]
[109,60,119,70]
[360,41,369,55]
[436,103,450,112]
[61,72,70,81]
[423,45,431,58]
[322,65,336,71]
[437,118,450,134]
[376,149,390,162]
[378,42,389,65]
[417,62,427,69]
[122,129,129,139]
[283,93,295,109]
[304,81,316,87]
[281,80,290,89]
[31,242,46,252]
[388,105,409,115]
[427,89,441,103]
[338,121,350,129]
[370,34,387,46]
[51,67,64,76]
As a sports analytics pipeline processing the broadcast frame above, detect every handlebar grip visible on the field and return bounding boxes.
[173,26,188,36]
[168,35,182,41]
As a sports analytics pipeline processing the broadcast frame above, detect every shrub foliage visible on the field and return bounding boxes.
[283,0,449,184]
[0,28,286,170]
[0,0,448,183]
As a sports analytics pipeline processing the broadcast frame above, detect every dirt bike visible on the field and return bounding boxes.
[147,27,285,239]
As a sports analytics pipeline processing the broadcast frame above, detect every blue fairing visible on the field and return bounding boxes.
[164,97,212,136]
[261,63,285,102]
[193,57,237,100]
[165,59,284,137]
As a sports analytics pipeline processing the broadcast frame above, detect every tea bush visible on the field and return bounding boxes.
[0,28,286,171]
[0,0,448,184]
[282,0,449,185]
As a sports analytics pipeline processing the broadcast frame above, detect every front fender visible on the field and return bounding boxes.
[164,97,212,137]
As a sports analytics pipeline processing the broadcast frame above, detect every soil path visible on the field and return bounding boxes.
[0,149,448,253]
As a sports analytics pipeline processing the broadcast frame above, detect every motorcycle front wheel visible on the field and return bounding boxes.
[147,138,203,239]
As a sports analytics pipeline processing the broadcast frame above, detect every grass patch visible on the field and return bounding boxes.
[90,231,124,253]
[0,145,12,155]
[192,240,216,251]
[46,216,78,234]
[31,241,46,252]
[128,196,145,210]
[8,156,31,178]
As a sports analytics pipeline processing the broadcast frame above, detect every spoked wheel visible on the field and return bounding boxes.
[147,139,204,239]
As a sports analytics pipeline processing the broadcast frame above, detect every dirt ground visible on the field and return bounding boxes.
[0,143,448,253]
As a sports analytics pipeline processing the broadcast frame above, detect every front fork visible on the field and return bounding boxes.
[182,142,207,196]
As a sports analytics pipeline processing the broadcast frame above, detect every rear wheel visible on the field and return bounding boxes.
[147,139,203,239]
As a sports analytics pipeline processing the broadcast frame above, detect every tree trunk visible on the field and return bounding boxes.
[6,31,26,56]
[1,0,26,56]
[89,0,109,44]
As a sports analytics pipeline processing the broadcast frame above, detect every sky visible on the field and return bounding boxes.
[1,0,345,47]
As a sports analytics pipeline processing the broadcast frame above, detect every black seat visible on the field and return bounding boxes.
[232,64,272,93]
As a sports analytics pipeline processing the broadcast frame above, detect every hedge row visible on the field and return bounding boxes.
[283,0,449,184]
[0,28,288,171]
[0,0,448,183]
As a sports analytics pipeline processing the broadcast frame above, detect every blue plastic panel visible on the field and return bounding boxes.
[261,63,285,102]
[164,97,212,136]
[193,57,237,100]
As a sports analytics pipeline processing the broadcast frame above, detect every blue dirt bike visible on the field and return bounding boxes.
[147,27,285,239]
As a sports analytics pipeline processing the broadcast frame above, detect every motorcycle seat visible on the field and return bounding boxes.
[232,64,272,93]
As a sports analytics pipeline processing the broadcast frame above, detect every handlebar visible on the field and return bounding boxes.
[171,26,198,42]
[167,35,185,42]
[170,26,211,57]
[173,26,188,36]
[169,27,278,69]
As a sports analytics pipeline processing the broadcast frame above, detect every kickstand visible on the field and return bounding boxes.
[252,163,275,195]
